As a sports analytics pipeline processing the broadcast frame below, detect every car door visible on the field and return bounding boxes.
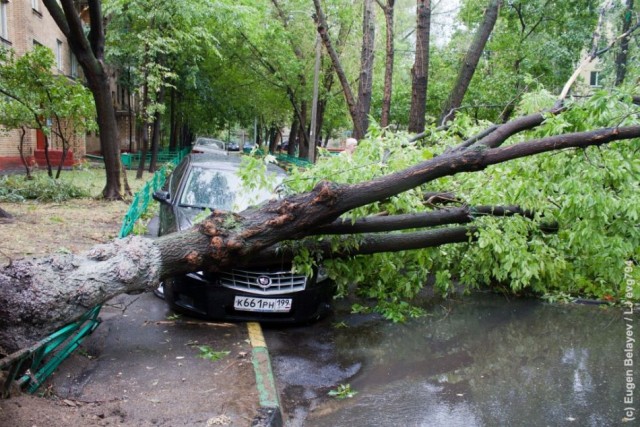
[158,159,189,236]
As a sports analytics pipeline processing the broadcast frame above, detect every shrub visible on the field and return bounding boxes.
[0,175,90,202]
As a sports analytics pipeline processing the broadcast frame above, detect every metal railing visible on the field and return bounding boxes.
[118,147,190,238]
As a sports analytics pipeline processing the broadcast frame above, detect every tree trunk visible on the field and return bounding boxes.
[614,0,634,86]
[42,0,122,199]
[378,0,396,128]
[439,0,501,125]
[298,103,310,158]
[288,113,299,157]
[356,0,376,137]
[317,22,348,146]
[17,127,32,180]
[169,87,178,151]
[136,82,150,179]
[408,0,431,133]
[268,125,278,153]
[149,86,164,173]
[313,0,365,140]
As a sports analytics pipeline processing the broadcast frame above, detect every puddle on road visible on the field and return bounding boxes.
[303,293,631,427]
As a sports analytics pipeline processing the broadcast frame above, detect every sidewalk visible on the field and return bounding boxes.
[1,292,263,426]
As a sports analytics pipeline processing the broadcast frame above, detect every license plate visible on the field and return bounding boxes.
[234,296,292,313]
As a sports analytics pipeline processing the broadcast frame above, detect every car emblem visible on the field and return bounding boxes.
[256,276,272,289]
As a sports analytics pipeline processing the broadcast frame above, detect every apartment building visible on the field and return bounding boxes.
[0,0,86,170]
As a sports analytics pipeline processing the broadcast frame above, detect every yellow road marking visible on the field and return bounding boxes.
[247,322,266,347]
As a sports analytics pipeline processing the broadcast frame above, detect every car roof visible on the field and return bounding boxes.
[194,137,224,143]
[186,153,287,176]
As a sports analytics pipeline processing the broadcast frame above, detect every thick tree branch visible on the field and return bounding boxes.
[310,205,534,235]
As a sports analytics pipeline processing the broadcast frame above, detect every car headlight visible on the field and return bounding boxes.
[317,266,329,283]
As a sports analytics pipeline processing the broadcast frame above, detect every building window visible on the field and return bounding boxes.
[590,71,601,87]
[0,1,8,41]
[56,39,63,70]
[70,52,78,78]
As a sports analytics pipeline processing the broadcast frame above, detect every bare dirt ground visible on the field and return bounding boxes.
[0,192,259,426]
[0,198,130,261]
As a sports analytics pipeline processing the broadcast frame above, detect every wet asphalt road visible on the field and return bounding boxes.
[264,292,636,427]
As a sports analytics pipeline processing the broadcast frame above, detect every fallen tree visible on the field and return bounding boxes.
[1,93,639,353]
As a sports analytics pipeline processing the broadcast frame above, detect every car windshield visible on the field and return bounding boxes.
[179,166,277,211]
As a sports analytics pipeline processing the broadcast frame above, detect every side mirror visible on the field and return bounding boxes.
[152,190,171,204]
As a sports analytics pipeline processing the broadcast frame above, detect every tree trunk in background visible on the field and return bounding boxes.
[378,0,396,128]
[298,103,309,158]
[268,125,278,152]
[615,0,634,86]
[288,113,299,156]
[408,0,431,133]
[136,82,150,179]
[356,0,376,137]
[43,0,122,199]
[169,88,178,151]
[149,86,164,172]
[317,22,349,147]
[439,0,501,125]
[313,0,364,140]
[255,120,262,148]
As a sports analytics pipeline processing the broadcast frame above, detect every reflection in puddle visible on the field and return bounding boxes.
[307,293,626,427]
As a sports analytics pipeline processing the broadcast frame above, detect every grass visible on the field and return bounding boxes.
[54,164,152,198]
[0,163,152,201]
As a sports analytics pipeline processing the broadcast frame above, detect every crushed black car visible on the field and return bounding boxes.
[153,153,333,323]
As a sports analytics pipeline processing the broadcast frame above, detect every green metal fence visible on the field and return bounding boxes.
[119,147,190,238]
[0,148,190,397]
[121,149,190,170]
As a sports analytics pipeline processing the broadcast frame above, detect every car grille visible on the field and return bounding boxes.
[218,268,308,296]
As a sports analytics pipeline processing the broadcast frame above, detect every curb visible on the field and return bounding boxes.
[247,322,283,427]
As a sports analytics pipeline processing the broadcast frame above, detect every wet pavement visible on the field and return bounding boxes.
[265,292,637,426]
[48,292,260,426]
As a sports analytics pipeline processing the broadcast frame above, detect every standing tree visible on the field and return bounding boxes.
[0,46,96,179]
[314,0,365,139]
[439,0,502,125]
[408,0,431,133]
[355,0,376,138]
[42,0,122,199]
[614,0,635,86]
[104,0,216,175]
[376,0,396,129]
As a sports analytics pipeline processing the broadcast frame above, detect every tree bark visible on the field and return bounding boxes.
[149,86,164,173]
[313,0,365,139]
[408,0,431,133]
[136,82,150,179]
[377,0,396,128]
[439,0,502,125]
[356,0,376,137]
[42,0,122,199]
[615,0,634,86]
